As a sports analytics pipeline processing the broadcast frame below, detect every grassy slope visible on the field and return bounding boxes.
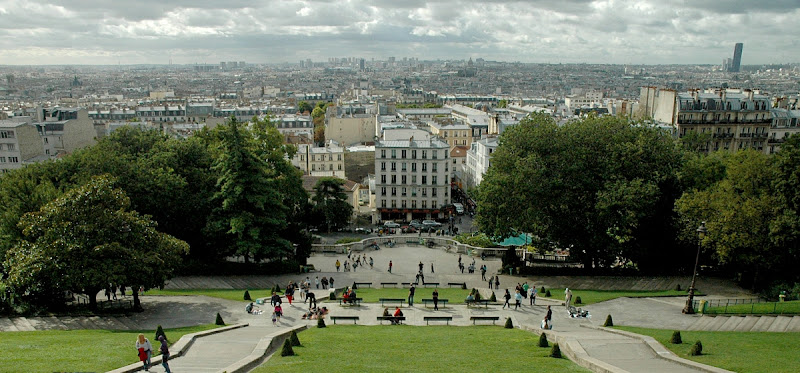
[538,289,691,306]
[0,324,219,373]
[257,325,588,373]
[705,300,800,315]
[146,288,280,302]
[617,326,800,373]
[326,288,471,304]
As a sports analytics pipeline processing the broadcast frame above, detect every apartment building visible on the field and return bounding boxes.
[374,129,451,222]
[464,136,498,188]
[639,87,771,153]
[427,120,472,149]
[274,114,313,139]
[0,118,46,173]
[768,108,800,154]
[35,108,97,158]
[293,141,346,178]
[325,105,377,146]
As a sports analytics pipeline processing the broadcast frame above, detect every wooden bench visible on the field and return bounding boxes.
[447,282,466,288]
[470,316,500,325]
[466,299,491,308]
[376,316,406,324]
[331,316,359,324]
[422,282,440,288]
[380,282,398,288]
[424,316,453,325]
[421,299,448,308]
[339,297,363,306]
[379,298,405,307]
[353,282,373,288]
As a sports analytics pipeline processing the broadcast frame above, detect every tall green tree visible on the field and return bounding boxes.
[298,101,313,114]
[475,113,683,270]
[3,175,188,310]
[205,117,292,263]
[312,177,353,233]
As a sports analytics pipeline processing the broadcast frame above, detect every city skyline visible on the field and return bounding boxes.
[0,1,799,66]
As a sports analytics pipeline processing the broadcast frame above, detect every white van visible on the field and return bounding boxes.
[453,203,465,215]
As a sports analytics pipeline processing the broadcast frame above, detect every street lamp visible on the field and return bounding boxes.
[683,221,707,314]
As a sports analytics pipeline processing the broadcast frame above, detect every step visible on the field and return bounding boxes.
[26,316,66,331]
[74,316,99,329]
[89,316,123,330]
[750,316,775,332]
[59,316,85,330]
[10,317,36,331]
[767,316,793,332]
[688,315,715,331]
[785,316,800,332]
[103,316,131,330]
[116,315,141,330]
[0,317,20,332]
[705,316,730,331]
[736,316,760,332]
[718,315,745,331]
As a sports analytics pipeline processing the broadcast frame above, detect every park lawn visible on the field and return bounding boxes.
[617,326,800,373]
[705,300,800,315]
[0,324,219,373]
[545,289,692,306]
[256,325,589,373]
[325,287,471,304]
[146,288,281,302]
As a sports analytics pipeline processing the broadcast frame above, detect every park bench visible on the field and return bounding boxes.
[353,282,372,288]
[470,316,500,325]
[339,297,363,306]
[466,299,490,308]
[401,282,419,287]
[331,316,359,324]
[421,298,448,308]
[379,298,405,307]
[422,282,440,288]
[447,282,466,288]
[380,282,398,288]
[321,250,338,255]
[424,316,453,325]
[376,316,406,324]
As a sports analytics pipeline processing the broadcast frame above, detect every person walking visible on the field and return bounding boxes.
[388,260,393,273]
[480,265,486,281]
[514,290,523,310]
[419,261,424,273]
[530,287,538,305]
[431,262,434,273]
[335,259,341,272]
[136,334,152,371]
[565,288,573,310]
[369,257,374,269]
[495,276,500,289]
[544,305,553,329]
[157,335,172,373]
[488,275,494,289]
[329,277,335,288]
[315,276,320,289]
[432,288,440,310]
[408,284,416,306]
[502,289,511,309]
[286,284,294,305]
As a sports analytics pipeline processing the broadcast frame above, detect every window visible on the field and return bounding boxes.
[391,162,396,171]
[422,188,427,196]
[412,150,417,159]
[402,187,407,196]
[9,157,18,163]
[432,176,438,185]
[6,144,14,151]
[412,200,417,208]
[422,175,427,184]
[0,157,5,163]
[422,150,427,159]
[381,149,386,158]
[382,199,387,208]
[402,162,407,171]
[391,187,397,196]
[402,200,407,208]
[401,175,407,184]
[311,164,316,171]
[422,163,427,172]
[432,163,437,172]
[422,201,427,208]
[381,162,386,171]
[391,200,397,208]
[412,175,417,183]
[0,131,14,138]
[381,175,386,183]
[338,164,342,170]
[412,163,417,172]
[402,150,407,158]
[329,164,333,171]
[391,175,396,184]
[432,150,438,159]
[381,187,386,196]
[338,154,342,160]
[432,188,437,197]
[44,137,48,144]
[391,149,397,158]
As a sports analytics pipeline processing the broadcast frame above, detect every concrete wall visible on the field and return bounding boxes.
[326,116,376,146]
[344,150,375,184]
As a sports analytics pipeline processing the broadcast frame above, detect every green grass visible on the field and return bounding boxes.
[553,289,692,305]
[704,300,800,315]
[617,326,800,373]
[146,288,281,302]
[327,287,471,304]
[0,324,219,373]
[256,325,588,372]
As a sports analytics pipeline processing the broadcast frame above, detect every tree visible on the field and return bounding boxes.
[298,101,313,114]
[205,117,292,263]
[2,175,188,310]
[475,113,683,270]
[312,177,353,233]
[497,99,508,108]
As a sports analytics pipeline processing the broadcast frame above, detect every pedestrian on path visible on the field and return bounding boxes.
[329,277,335,288]
[315,276,320,289]
[369,257,374,268]
[408,284,416,306]
[565,288,573,310]
[530,287,537,305]
[270,292,282,307]
[335,259,341,272]
[488,275,494,289]
[307,292,317,309]
[286,283,294,305]
[544,305,553,329]
[480,265,486,281]
[157,335,172,373]
[419,261,424,272]
[495,276,500,289]
[514,290,523,310]
[431,262,434,273]
[388,260,393,273]
[522,282,529,299]
[433,288,439,310]
[503,289,511,309]
[321,277,328,289]
[136,334,152,371]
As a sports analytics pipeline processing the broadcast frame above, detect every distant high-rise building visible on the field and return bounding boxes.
[730,43,743,72]
[359,58,365,71]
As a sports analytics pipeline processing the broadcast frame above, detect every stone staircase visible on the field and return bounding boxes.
[0,315,142,332]
[687,315,800,332]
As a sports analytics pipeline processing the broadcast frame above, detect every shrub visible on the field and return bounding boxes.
[490,292,497,302]
[575,296,582,304]
[675,284,682,291]
[280,339,295,356]
[215,312,225,326]
[670,331,682,344]
[244,290,251,300]
[603,314,613,327]
[545,290,551,297]
[690,341,703,356]
[538,333,549,347]
[274,284,282,293]
[155,325,166,342]
[335,237,361,244]
[504,317,513,329]
[329,291,336,301]
[540,286,546,294]
[550,343,562,358]
[317,317,326,328]
[290,330,301,346]
[352,283,358,290]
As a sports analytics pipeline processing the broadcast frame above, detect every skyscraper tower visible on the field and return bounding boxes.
[731,43,743,72]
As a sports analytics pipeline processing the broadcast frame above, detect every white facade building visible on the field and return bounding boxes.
[464,136,498,187]
[293,141,346,178]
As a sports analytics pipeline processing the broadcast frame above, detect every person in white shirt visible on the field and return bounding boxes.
[136,334,152,371]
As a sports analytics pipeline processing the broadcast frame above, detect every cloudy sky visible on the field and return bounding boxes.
[0,0,798,65]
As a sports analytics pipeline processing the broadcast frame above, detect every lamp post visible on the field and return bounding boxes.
[683,222,707,314]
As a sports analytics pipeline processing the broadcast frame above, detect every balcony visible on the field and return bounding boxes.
[768,138,785,144]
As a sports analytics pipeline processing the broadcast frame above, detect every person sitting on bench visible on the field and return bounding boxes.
[392,306,404,325]
[465,293,475,306]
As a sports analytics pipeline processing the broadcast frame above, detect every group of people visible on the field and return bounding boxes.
[301,306,329,320]
[336,253,375,272]
[341,287,358,305]
[382,306,404,324]
[136,333,171,373]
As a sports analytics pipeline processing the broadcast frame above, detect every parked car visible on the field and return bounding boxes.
[383,221,401,228]
[422,220,442,229]
[410,220,425,229]
[453,203,465,215]
[401,225,417,233]
[355,227,372,234]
